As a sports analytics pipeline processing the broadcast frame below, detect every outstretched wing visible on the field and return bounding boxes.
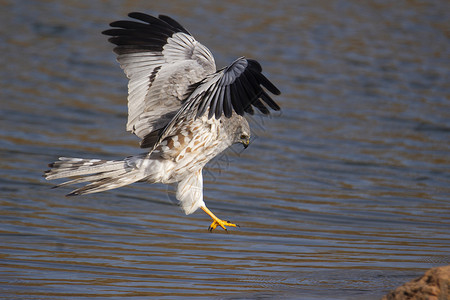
[148,56,281,151]
[103,12,216,146]
[194,57,281,119]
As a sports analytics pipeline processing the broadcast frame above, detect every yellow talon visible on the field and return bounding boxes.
[201,206,239,232]
[208,219,238,232]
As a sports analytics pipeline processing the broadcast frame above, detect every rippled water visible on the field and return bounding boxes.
[1,0,449,299]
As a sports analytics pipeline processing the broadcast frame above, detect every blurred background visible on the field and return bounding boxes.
[0,0,449,299]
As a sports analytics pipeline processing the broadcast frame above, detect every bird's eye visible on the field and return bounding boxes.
[240,134,247,140]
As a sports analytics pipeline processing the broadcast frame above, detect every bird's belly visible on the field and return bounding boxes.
[160,143,225,184]
[149,115,231,184]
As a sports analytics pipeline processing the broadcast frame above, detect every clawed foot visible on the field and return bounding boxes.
[201,205,240,232]
[208,219,239,232]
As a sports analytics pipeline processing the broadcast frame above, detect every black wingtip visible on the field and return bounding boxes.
[271,86,281,96]
[247,59,262,72]
[127,12,158,23]
[246,59,281,96]
[102,29,118,36]
[128,12,142,18]
[260,90,280,111]
[158,14,190,34]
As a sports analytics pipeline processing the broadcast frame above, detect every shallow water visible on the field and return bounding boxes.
[1,0,449,299]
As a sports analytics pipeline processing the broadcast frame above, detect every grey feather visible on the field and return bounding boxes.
[103,14,216,148]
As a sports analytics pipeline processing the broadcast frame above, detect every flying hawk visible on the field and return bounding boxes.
[44,12,281,231]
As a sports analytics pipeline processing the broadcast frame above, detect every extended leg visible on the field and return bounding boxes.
[201,206,239,232]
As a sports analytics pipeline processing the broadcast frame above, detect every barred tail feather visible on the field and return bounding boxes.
[45,157,125,180]
[44,156,146,196]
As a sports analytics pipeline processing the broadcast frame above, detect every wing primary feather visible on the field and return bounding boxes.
[251,70,281,95]
[247,59,263,72]
[230,82,244,115]
[196,84,215,118]
[252,98,270,114]
[240,72,260,105]
[207,83,221,119]
[128,12,168,26]
[108,36,164,46]
[234,78,252,113]
[260,90,281,111]
[243,68,261,90]
[223,85,233,118]
[109,20,149,30]
[113,45,164,55]
[103,28,169,42]
[128,13,186,37]
[158,15,190,34]
[109,20,175,37]
[196,93,209,118]
[214,86,225,119]
[244,103,254,115]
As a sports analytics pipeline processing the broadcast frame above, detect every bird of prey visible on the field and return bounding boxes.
[44,12,280,231]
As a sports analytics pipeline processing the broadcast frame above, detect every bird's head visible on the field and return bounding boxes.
[234,117,251,149]
[238,132,250,149]
[221,114,251,149]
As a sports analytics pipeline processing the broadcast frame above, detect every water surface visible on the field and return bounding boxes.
[1,0,449,299]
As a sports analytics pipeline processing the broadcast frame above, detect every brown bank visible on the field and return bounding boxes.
[383,265,450,300]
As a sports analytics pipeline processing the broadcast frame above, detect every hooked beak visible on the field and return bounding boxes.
[242,138,250,149]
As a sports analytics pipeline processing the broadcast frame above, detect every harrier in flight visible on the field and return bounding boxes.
[45,12,280,231]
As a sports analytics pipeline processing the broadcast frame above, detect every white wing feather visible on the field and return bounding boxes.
[103,14,216,145]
